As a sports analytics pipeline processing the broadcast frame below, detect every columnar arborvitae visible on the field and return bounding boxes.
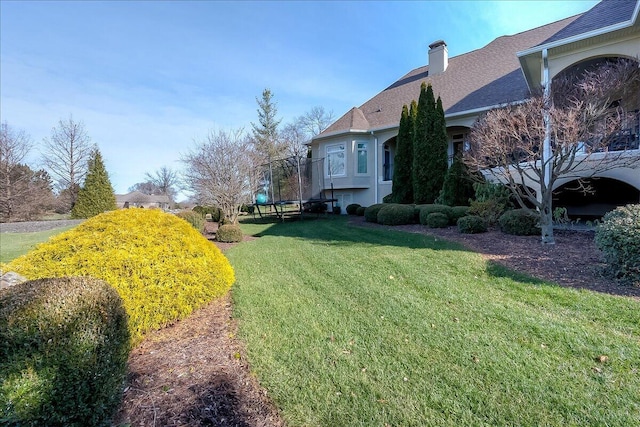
[425,96,449,201]
[72,149,116,218]
[391,104,414,203]
[413,83,437,204]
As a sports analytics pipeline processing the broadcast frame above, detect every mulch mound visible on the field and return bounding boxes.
[111,295,284,427]
[113,217,638,426]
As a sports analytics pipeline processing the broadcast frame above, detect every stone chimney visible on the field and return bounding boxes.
[428,40,448,75]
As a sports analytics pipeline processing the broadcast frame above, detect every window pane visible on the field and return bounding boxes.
[357,143,367,174]
[327,144,345,176]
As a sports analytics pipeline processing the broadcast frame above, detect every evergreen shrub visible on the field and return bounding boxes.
[216,224,244,243]
[356,206,366,216]
[0,277,129,426]
[382,193,394,203]
[457,215,488,234]
[469,182,511,225]
[193,206,222,222]
[426,212,449,228]
[419,204,453,225]
[377,204,415,226]
[595,204,640,285]
[450,206,470,225]
[176,210,205,232]
[346,203,361,215]
[364,204,385,223]
[498,209,540,236]
[3,209,235,346]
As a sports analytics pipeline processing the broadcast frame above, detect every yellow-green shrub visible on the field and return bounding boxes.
[3,209,235,346]
[0,277,129,426]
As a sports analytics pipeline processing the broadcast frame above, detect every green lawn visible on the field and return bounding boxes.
[228,217,640,427]
[0,226,76,263]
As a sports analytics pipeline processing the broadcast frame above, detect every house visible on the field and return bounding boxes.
[115,191,171,210]
[310,0,640,216]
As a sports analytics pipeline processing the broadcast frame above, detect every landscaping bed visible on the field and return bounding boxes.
[351,217,640,299]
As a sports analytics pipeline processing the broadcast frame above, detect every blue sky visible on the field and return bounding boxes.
[1,0,599,197]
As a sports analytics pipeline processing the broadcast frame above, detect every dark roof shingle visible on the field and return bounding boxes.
[540,0,638,45]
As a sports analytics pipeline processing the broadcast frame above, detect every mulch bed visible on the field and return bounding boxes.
[113,217,639,427]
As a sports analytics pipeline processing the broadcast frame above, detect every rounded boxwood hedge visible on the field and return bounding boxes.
[426,212,449,228]
[364,204,385,223]
[0,277,129,426]
[595,204,640,285]
[449,206,470,225]
[3,208,235,346]
[498,209,540,236]
[356,206,366,216]
[216,224,244,243]
[457,215,488,234]
[377,204,415,226]
[419,204,453,225]
[346,203,361,215]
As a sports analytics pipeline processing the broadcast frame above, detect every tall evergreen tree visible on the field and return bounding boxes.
[391,104,414,203]
[423,96,449,202]
[72,149,116,218]
[413,83,437,204]
[251,88,283,162]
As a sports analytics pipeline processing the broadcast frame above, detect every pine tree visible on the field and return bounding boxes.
[391,105,413,203]
[413,83,437,204]
[251,88,283,162]
[72,149,116,218]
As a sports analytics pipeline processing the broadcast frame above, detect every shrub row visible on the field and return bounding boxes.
[3,208,235,346]
[0,277,129,426]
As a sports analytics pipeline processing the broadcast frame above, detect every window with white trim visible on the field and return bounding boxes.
[327,143,346,176]
[356,142,368,174]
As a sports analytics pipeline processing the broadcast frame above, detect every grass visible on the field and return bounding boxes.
[228,217,640,427]
[0,226,76,263]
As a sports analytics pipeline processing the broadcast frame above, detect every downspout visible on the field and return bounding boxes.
[372,132,378,203]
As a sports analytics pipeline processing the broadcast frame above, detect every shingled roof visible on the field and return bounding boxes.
[318,13,582,138]
[539,0,639,45]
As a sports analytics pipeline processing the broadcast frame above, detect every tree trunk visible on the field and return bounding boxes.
[540,202,555,245]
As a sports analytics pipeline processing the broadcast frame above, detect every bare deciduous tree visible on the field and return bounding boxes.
[128,181,161,195]
[465,58,640,244]
[282,106,334,158]
[144,166,181,202]
[1,122,54,221]
[182,129,253,224]
[41,116,95,211]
